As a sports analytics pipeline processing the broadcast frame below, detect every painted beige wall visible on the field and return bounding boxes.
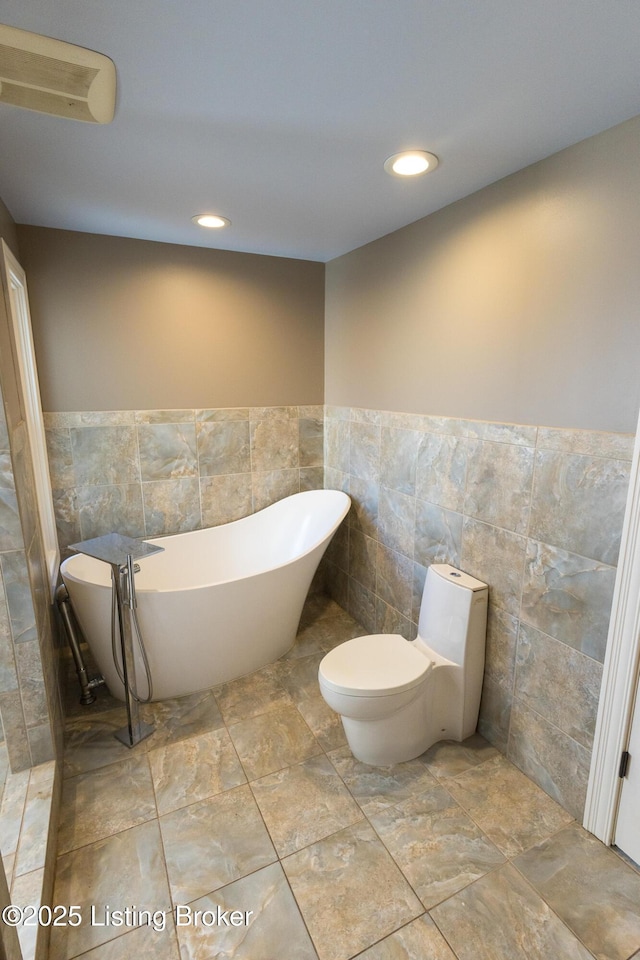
[325,115,640,433]
[17,227,325,411]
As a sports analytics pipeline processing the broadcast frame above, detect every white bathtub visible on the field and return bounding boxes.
[60,489,350,701]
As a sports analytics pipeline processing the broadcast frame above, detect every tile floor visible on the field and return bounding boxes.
[47,595,640,960]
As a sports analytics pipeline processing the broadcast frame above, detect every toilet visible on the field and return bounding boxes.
[318,563,488,765]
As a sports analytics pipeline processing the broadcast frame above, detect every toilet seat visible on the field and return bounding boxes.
[319,634,432,697]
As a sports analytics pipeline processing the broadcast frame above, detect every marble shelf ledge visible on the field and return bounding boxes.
[0,760,60,960]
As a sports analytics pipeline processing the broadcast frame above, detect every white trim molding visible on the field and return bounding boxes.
[584,406,640,842]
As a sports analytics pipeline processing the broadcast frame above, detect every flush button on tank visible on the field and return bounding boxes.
[450,571,462,577]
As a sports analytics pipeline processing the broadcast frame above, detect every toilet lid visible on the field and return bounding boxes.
[319,634,432,697]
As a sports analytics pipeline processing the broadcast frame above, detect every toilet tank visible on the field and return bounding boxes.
[417,564,488,667]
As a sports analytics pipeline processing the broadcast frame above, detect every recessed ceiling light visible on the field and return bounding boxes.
[192,214,231,229]
[384,151,439,177]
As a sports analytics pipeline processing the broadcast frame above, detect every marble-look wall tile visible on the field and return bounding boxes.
[484,605,519,689]
[414,500,462,568]
[376,544,413,618]
[537,425,634,460]
[325,521,349,574]
[47,407,319,551]
[14,641,48,728]
[377,487,415,558]
[70,426,139,485]
[375,598,413,640]
[521,540,616,662]
[529,449,630,565]
[135,409,194,424]
[460,518,526,617]
[348,476,378,539]
[200,474,252,527]
[477,675,512,754]
[0,691,30,772]
[196,420,250,476]
[411,562,427,625]
[349,531,377,592]
[0,592,17,693]
[1,552,37,645]
[142,479,201,536]
[299,416,324,467]
[348,580,377,635]
[380,428,419,496]
[465,420,538,446]
[514,622,602,749]
[464,440,534,535]
[324,419,350,473]
[507,698,592,820]
[251,419,299,472]
[252,469,300,511]
[76,483,145,541]
[137,423,198,481]
[350,422,381,483]
[300,466,324,491]
[196,407,249,422]
[321,406,631,824]
[0,382,59,778]
[0,453,24,552]
[415,433,468,512]
[45,410,135,427]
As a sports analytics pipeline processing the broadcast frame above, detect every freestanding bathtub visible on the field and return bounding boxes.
[60,489,350,701]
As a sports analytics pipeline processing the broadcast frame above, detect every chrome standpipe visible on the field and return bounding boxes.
[69,533,164,748]
[112,553,155,747]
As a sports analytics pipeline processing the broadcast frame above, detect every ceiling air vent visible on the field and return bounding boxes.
[0,23,116,123]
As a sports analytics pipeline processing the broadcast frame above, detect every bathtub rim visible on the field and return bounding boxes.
[60,488,350,594]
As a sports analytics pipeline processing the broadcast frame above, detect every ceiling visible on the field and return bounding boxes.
[1,1,640,263]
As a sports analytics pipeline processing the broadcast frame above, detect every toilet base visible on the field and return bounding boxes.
[342,715,442,765]
[340,686,444,765]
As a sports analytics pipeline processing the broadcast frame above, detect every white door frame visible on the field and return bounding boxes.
[584,405,640,843]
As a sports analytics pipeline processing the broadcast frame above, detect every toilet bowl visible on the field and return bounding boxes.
[318,563,488,765]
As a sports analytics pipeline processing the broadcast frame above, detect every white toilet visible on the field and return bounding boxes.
[318,563,488,765]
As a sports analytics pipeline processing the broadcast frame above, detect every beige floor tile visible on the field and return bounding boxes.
[431,863,594,960]
[149,728,246,816]
[285,611,364,660]
[159,784,276,903]
[62,708,144,779]
[142,690,224,748]
[227,702,322,780]
[177,862,318,960]
[420,733,499,779]
[299,594,350,627]
[295,693,348,751]
[328,746,437,816]
[68,924,181,959]
[250,754,363,856]
[11,867,44,960]
[357,915,457,960]
[273,652,326,700]
[282,821,423,960]
[213,666,292,724]
[54,594,640,960]
[50,821,172,960]
[57,755,156,855]
[370,781,505,908]
[444,753,573,857]
[515,822,640,960]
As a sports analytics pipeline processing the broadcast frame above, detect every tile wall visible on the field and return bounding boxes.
[44,406,324,555]
[43,401,633,822]
[0,389,61,773]
[322,406,633,820]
